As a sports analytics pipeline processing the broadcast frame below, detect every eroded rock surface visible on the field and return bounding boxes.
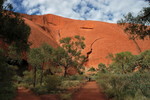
[22,14,150,67]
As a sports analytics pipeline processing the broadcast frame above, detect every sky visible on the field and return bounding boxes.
[5,0,149,23]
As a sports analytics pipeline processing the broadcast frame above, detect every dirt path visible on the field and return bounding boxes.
[14,87,41,100]
[73,81,107,100]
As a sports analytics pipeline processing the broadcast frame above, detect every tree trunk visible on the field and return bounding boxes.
[33,66,37,87]
[40,69,43,85]
[48,68,54,75]
[64,67,67,77]
[132,38,142,53]
[40,64,43,85]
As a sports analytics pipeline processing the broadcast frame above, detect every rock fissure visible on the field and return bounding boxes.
[85,38,103,62]
[80,27,93,29]
[48,22,57,26]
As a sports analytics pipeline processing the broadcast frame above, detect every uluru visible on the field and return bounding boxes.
[21,13,150,67]
[1,0,150,100]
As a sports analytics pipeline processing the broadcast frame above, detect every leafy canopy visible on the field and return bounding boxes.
[117,1,150,39]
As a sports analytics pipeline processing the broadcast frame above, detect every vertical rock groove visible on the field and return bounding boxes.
[85,38,103,62]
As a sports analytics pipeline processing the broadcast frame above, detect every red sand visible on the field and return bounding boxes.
[14,87,41,100]
[73,81,107,100]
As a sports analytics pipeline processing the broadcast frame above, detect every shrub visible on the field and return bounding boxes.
[88,67,96,72]
[60,93,72,100]
[31,84,48,95]
[0,51,16,100]
[44,75,62,91]
[60,80,81,89]
[97,72,150,100]
[21,70,41,88]
[22,71,33,88]
[68,75,85,81]
[0,83,16,100]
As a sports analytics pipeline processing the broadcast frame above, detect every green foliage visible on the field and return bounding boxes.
[44,75,62,91]
[31,84,48,95]
[107,50,150,74]
[88,67,96,72]
[60,93,72,100]
[0,1,30,99]
[60,80,81,89]
[56,35,86,76]
[0,5,31,53]
[21,71,34,88]
[68,75,85,81]
[117,2,150,39]
[40,43,54,62]
[0,49,16,100]
[107,52,135,74]
[53,47,72,67]
[31,75,61,94]
[97,73,150,100]
[101,50,150,99]
[98,63,108,73]
[27,43,58,86]
[28,48,43,67]
[139,50,150,71]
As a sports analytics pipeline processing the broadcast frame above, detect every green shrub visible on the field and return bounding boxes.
[0,51,16,100]
[60,93,72,100]
[60,80,81,89]
[68,75,85,81]
[20,71,34,88]
[97,73,150,100]
[88,67,96,72]
[31,84,48,95]
[44,75,62,91]
[21,70,41,88]
[0,83,16,100]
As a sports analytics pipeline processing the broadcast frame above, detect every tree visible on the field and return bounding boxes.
[117,1,150,40]
[88,67,96,72]
[139,50,150,71]
[0,0,31,54]
[51,35,86,77]
[60,35,86,74]
[39,43,54,85]
[52,47,73,77]
[0,49,16,100]
[0,0,31,99]
[56,35,86,77]
[98,63,107,73]
[109,52,134,74]
[28,43,55,86]
[28,48,43,87]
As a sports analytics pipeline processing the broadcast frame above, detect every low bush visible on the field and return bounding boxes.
[68,75,85,81]
[44,75,62,91]
[60,80,81,89]
[88,67,96,72]
[31,84,48,95]
[59,93,72,100]
[0,53,17,100]
[97,72,150,100]
[0,83,16,100]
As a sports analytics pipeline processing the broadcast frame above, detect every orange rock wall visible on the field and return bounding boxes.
[22,14,150,68]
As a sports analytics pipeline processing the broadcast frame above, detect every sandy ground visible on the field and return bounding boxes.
[14,81,107,100]
[14,87,41,100]
[73,81,107,100]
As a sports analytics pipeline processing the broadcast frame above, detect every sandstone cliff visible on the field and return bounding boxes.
[22,14,150,67]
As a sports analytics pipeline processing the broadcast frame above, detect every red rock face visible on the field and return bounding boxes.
[22,14,150,68]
